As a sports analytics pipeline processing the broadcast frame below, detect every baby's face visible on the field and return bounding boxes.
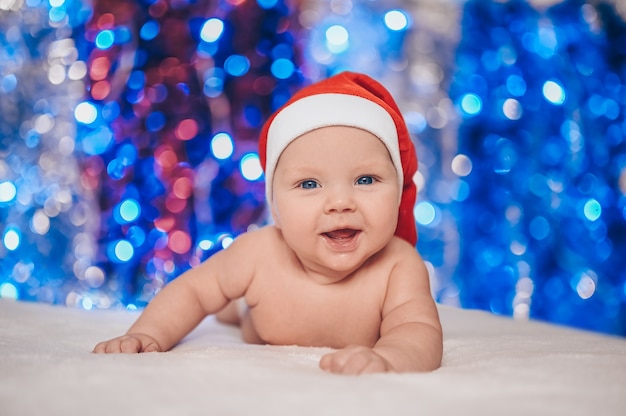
[271,125,400,281]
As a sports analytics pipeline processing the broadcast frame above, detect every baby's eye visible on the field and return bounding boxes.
[299,180,319,189]
[356,176,375,185]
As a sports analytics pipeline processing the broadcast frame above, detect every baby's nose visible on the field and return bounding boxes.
[324,186,356,213]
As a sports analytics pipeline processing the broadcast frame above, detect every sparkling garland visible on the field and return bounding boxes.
[76,0,302,307]
[1,0,624,335]
[450,0,626,334]
[0,0,96,304]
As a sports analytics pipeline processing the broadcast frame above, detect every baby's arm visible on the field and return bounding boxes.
[93,233,256,354]
[320,246,443,374]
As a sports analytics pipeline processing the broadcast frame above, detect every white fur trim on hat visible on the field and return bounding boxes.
[264,93,403,204]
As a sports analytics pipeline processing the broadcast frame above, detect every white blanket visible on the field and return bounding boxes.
[1,298,625,416]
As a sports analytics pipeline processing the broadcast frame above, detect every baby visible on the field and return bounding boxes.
[93,71,443,375]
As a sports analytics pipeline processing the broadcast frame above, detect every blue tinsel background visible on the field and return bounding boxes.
[1,0,625,336]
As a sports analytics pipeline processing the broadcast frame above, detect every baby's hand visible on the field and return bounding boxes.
[319,345,393,375]
[92,334,162,354]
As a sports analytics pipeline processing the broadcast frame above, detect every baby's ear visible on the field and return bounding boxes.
[270,205,281,228]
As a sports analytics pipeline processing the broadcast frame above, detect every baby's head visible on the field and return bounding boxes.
[258,71,418,246]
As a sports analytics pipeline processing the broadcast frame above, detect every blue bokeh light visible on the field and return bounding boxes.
[146,111,166,132]
[506,74,527,96]
[211,133,234,160]
[543,80,566,105]
[127,226,146,247]
[114,26,131,44]
[271,58,295,79]
[3,227,21,251]
[109,240,134,262]
[0,181,17,203]
[198,239,214,251]
[221,235,234,249]
[0,282,18,300]
[118,199,141,223]
[384,10,409,31]
[583,199,602,221]
[49,7,67,22]
[203,69,225,97]
[95,29,115,50]
[502,98,522,120]
[257,0,278,9]
[414,201,438,226]
[529,216,550,240]
[200,18,224,43]
[240,153,263,181]
[102,101,120,121]
[127,70,145,90]
[1,74,17,93]
[325,25,349,54]
[588,94,619,119]
[140,20,159,41]
[107,159,127,180]
[224,54,250,76]
[117,143,137,165]
[80,125,113,155]
[74,101,98,124]
[460,93,483,116]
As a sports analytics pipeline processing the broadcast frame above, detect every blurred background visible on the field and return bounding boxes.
[1,0,625,336]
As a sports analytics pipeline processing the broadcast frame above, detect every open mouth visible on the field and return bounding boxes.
[324,228,359,240]
[322,228,360,249]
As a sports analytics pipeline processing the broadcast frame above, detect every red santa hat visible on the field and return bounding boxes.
[258,71,418,246]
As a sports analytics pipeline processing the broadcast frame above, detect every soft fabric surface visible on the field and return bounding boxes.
[1,299,625,416]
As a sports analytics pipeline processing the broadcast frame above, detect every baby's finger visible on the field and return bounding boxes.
[103,338,124,353]
[320,347,390,375]
[119,336,142,353]
[319,350,346,373]
[320,347,361,374]
[340,352,375,375]
[351,355,388,375]
[92,339,124,353]
[142,342,160,353]
[91,341,107,354]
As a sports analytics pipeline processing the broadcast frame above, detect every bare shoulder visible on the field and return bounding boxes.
[193,225,283,300]
[381,237,432,298]
[361,237,426,282]
[224,225,281,257]
[382,236,427,269]
[225,225,283,253]
[208,225,285,274]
